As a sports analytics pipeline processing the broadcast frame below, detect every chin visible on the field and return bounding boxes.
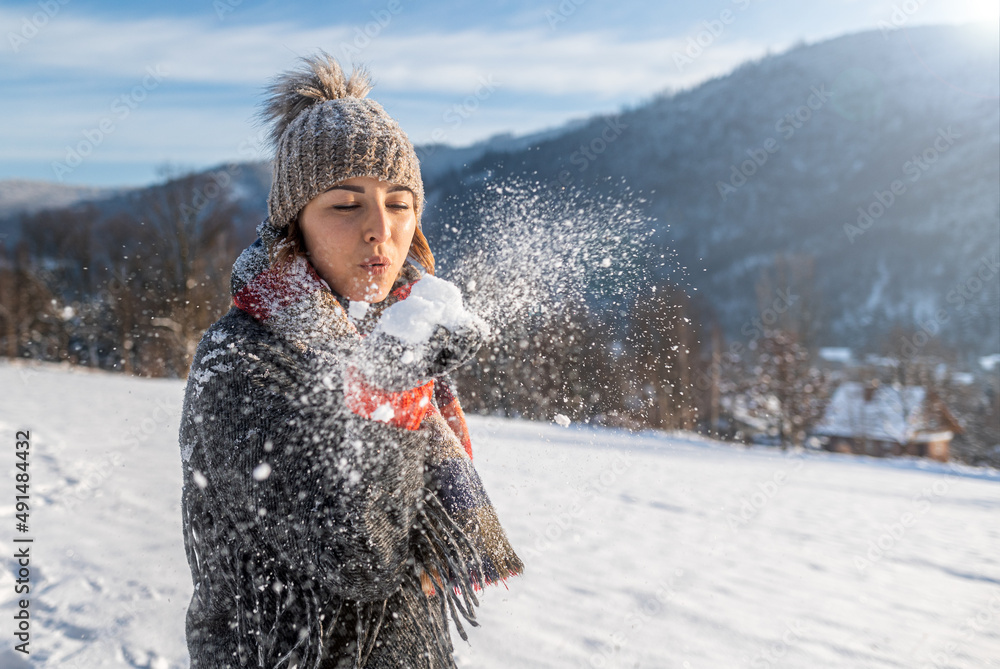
[367,289,392,303]
[347,282,392,303]
[339,264,402,303]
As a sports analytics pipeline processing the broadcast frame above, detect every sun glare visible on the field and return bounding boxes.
[967,0,1000,28]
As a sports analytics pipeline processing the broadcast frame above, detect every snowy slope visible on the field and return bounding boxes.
[1,360,998,668]
[426,25,1000,352]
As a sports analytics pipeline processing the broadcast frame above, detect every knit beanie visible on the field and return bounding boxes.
[260,52,424,231]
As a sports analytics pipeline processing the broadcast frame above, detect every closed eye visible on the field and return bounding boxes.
[330,202,410,212]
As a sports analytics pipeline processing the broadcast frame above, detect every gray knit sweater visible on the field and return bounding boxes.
[179,255,518,668]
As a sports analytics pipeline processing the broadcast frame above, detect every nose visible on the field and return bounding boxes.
[364,203,392,244]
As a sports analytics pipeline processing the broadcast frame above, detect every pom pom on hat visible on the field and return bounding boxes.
[260,53,373,148]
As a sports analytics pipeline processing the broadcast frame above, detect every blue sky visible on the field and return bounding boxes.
[1,0,997,186]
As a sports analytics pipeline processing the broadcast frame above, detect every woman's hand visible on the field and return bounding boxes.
[351,275,488,391]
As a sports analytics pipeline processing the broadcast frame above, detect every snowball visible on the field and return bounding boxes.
[554,414,571,428]
[378,275,478,345]
[252,463,272,481]
[371,403,395,422]
[600,258,612,268]
[192,470,208,489]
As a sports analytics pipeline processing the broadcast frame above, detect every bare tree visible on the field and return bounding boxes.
[0,241,64,360]
[749,328,829,447]
[624,283,703,430]
[135,169,242,373]
[455,299,620,423]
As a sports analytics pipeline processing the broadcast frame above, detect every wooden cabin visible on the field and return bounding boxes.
[812,382,961,462]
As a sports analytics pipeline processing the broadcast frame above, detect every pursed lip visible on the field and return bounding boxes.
[359,255,392,273]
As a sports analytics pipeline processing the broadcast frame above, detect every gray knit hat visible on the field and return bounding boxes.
[260,52,424,230]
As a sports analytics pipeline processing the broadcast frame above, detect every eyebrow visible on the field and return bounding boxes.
[325,184,414,194]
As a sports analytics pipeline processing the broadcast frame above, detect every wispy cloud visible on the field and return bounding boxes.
[1,9,768,96]
[0,6,773,184]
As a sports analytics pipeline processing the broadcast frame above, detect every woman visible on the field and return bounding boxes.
[179,53,522,668]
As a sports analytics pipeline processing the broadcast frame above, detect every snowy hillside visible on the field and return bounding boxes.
[0,180,127,219]
[1,360,998,668]
[427,24,1000,352]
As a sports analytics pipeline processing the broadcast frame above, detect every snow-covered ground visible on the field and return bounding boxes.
[1,360,998,668]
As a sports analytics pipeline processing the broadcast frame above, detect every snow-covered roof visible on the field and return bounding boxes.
[950,372,975,386]
[979,354,1000,372]
[813,382,938,443]
[819,347,852,363]
[863,355,898,367]
[914,431,954,443]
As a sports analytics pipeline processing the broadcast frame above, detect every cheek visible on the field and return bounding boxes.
[298,216,320,253]
[304,224,348,260]
[396,221,417,251]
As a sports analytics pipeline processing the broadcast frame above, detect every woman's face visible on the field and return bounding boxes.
[298,176,417,303]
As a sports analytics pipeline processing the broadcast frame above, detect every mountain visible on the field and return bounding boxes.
[0,179,130,218]
[415,119,590,183]
[0,127,571,243]
[3,24,998,356]
[422,24,1000,356]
